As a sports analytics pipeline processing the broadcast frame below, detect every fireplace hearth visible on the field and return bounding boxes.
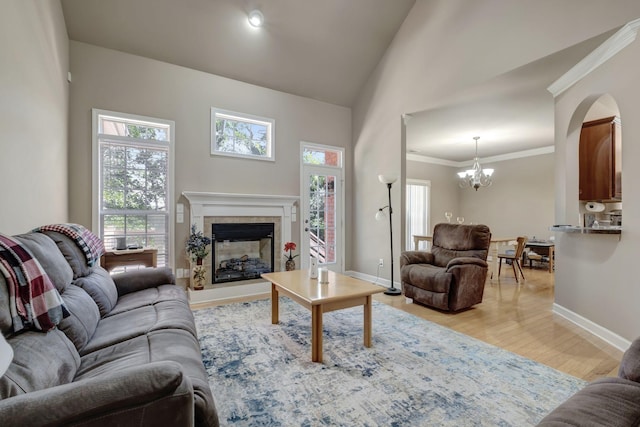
[212,223,274,284]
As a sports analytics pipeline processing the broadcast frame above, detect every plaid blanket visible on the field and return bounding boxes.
[0,234,69,332]
[34,223,105,267]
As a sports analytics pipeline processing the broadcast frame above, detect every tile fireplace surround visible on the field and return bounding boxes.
[182,191,298,303]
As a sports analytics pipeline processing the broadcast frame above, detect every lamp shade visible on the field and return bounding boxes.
[0,334,12,377]
[375,210,386,221]
[378,174,397,185]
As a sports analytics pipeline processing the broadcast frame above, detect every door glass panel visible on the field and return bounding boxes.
[308,173,337,264]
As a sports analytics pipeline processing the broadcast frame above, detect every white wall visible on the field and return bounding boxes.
[0,1,69,234]
[460,154,555,239]
[407,154,555,240]
[68,41,352,273]
[553,30,640,344]
[352,0,640,290]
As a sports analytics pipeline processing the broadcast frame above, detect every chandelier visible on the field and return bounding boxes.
[457,136,494,191]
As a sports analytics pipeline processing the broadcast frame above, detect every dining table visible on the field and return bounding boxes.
[412,235,516,282]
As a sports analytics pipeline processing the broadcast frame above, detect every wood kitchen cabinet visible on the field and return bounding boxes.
[579,116,621,201]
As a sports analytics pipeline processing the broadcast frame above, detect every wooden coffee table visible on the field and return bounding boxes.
[261,270,385,363]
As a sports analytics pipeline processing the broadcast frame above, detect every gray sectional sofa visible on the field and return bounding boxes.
[0,229,218,426]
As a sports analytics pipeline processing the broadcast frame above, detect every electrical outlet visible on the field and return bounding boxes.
[378,258,384,267]
[176,268,183,279]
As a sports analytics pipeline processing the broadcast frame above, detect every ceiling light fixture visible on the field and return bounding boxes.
[248,10,264,27]
[457,136,494,191]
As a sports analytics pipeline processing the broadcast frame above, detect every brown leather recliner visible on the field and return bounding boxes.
[400,223,491,312]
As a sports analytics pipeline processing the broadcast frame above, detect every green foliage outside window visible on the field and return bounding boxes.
[215,118,268,156]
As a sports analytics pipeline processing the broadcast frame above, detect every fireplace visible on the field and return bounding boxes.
[211,223,275,284]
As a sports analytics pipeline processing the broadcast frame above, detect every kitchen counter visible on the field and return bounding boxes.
[549,225,621,235]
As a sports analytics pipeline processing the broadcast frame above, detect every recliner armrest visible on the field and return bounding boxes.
[112,267,176,296]
[0,361,194,427]
[446,257,488,270]
[400,251,435,267]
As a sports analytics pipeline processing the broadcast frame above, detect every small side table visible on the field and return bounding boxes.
[100,248,158,272]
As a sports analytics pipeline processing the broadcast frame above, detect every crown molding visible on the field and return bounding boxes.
[548,18,640,97]
[406,153,460,167]
[407,146,555,167]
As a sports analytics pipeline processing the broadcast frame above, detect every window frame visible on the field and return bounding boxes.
[210,107,275,162]
[92,109,175,268]
[301,142,343,168]
[405,179,431,251]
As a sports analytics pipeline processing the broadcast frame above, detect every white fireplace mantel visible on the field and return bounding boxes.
[182,191,298,245]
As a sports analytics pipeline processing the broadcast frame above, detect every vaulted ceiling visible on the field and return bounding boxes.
[60,0,617,161]
[61,0,416,108]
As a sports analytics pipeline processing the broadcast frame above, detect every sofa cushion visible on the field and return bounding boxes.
[0,329,80,398]
[80,300,198,355]
[74,267,118,317]
[12,233,73,293]
[41,231,93,279]
[58,285,100,351]
[76,329,217,427]
[108,284,189,316]
[401,264,452,293]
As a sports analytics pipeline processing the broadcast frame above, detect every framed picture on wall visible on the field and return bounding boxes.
[584,213,597,228]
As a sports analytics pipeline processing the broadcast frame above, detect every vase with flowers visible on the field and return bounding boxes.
[284,241,298,271]
[186,225,212,290]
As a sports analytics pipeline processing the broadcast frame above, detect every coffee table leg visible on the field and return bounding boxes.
[271,283,279,324]
[364,295,372,347]
[312,305,323,362]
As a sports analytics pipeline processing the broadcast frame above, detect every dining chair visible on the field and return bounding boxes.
[498,236,527,282]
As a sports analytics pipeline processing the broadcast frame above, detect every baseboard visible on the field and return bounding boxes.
[344,270,397,290]
[188,281,271,304]
[553,303,631,352]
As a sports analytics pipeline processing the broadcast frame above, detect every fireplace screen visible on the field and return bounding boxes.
[211,223,274,283]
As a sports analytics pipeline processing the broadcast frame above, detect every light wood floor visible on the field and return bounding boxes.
[192,267,622,382]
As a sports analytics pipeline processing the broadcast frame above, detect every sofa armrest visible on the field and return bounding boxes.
[618,337,640,382]
[112,267,176,296]
[400,251,435,267]
[446,257,488,270]
[537,377,640,426]
[0,361,193,427]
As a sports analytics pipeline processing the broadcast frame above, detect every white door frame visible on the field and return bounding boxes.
[299,142,345,272]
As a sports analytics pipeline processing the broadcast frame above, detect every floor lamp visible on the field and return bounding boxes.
[376,174,401,296]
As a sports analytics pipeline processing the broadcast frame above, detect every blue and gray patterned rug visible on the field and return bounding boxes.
[194,298,584,426]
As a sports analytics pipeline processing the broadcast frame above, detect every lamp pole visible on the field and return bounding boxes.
[384,181,401,296]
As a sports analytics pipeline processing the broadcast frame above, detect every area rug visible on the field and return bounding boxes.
[194,298,584,426]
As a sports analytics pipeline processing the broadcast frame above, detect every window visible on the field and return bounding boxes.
[211,108,275,161]
[302,145,342,167]
[406,180,430,251]
[93,109,174,268]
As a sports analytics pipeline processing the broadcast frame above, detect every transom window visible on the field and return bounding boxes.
[302,145,342,167]
[93,109,174,268]
[211,108,275,161]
